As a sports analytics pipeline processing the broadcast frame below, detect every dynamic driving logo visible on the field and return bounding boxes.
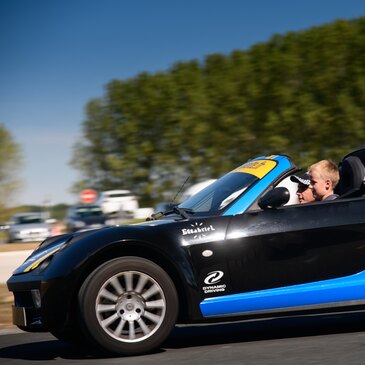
[204,270,224,285]
[203,270,226,294]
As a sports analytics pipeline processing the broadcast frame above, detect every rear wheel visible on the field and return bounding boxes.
[78,257,178,355]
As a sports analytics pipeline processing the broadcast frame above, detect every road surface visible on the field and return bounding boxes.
[2,314,365,364]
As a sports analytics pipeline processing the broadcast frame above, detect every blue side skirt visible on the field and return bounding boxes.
[200,270,365,317]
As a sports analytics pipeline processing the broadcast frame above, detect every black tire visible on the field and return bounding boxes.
[78,257,178,356]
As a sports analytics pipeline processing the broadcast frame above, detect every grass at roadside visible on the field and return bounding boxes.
[0,284,14,329]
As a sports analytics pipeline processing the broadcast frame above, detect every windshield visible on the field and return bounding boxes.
[178,158,278,215]
[179,172,258,214]
[16,215,43,224]
[105,193,132,198]
[73,206,103,218]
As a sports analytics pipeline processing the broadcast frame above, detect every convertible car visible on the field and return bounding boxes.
[7,148,365,356]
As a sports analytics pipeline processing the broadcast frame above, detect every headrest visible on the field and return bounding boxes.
[338,156,365,196]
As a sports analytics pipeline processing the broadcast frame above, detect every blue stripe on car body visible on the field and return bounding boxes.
[200,269,365,317]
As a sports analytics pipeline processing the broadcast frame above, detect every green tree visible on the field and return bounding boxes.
[71,17,365,205]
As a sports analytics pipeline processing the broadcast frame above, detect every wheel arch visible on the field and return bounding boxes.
[68,239,193,324]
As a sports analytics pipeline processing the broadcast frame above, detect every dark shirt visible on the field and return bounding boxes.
[324,194,339,201]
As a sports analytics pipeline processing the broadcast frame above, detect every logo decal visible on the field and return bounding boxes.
[203,271,226,294]
[181,222,216,239]
[204,270,224,285]
[233,159,277,178]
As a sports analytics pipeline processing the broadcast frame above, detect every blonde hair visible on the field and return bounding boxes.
[309,160,339,188]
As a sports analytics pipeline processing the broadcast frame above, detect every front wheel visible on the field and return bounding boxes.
[78,257,178,356]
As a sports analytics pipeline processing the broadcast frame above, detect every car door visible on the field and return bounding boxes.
[224,197,365,295]
[193,197,365,319]
[187,197,365,301]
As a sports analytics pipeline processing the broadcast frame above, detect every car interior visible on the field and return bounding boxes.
[261,149,365,210]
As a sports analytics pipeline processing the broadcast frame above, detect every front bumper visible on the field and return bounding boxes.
[7,274,73,332]
[8,280,44,330]
[12,305,43,330]
[12,306,27,326]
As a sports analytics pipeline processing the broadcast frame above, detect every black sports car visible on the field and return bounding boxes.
[7,148,365,356]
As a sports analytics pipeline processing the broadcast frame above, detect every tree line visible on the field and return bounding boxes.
[0,124,22,219]
[72,17,365,205]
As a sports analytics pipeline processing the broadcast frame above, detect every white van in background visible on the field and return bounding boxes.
[97,190,139,215]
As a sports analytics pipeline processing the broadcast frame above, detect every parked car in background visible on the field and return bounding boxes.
[65,205,109,233]
[97,190,139,215]
[7,212,51,243]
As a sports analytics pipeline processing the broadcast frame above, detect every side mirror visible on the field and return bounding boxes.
[258,187,290,210]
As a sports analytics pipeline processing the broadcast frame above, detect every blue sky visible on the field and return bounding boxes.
[1,0,365,206]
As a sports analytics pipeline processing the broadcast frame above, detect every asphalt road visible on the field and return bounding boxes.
[2,313,365,364]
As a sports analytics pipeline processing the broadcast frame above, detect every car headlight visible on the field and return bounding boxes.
[13,239,68,274]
